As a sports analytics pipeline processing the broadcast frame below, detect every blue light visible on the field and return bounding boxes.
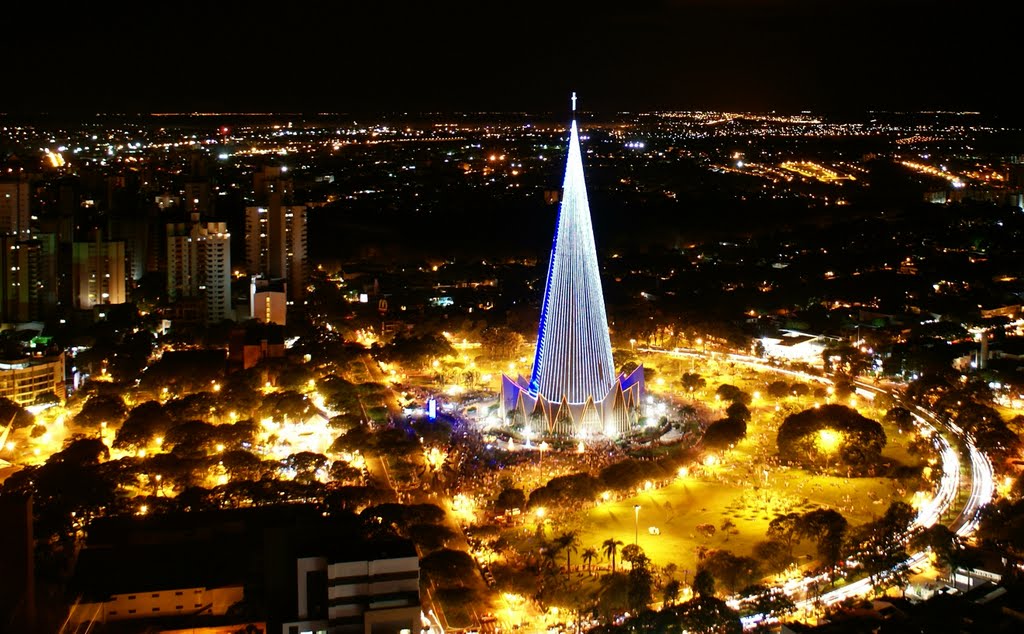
[505,100,645,437]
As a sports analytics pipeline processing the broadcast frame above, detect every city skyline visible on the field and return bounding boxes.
[3,1,1019,116]
[3,22,1024,628]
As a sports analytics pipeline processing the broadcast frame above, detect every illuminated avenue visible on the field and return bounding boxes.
[1,103,1024,634]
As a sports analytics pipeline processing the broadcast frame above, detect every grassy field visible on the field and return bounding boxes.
[558,354,927,575]
[572,468,905,576]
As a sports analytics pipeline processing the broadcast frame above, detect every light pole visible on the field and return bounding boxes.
[540,441,548,468]
[633,504,641,545]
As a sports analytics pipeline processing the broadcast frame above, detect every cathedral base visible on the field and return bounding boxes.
[500,365,645,437]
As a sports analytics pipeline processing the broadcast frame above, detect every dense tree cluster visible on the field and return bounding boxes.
[701,418,746,450]
[883,406,914,434]
[597,447,697,492]
[527,473,601,508]
[330,425,418,456]
[496,487,526,512]
[480,326,525,360]
[71,394,128,431]
[680,372,706,395]
[698,550,762,594]
[910,524,966,572]
[590,595,742,634]
[777,404,886,473]
[164,420,257,458]
[767,507,849,567]
[113,401,174,451]
[906,375,1020,456]
[714,384,751,405]
[822,341,870,377]
[373,333,454,368]
[847,501,916,591]
[977,497,1024,557]
[139,350,226,394]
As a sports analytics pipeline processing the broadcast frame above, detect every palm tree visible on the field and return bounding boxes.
[602,538,624,574]
[540,540,560,572]
[557,531,580,574]
[581,547,598,575]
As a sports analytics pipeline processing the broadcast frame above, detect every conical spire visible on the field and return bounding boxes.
[529,96,616,404]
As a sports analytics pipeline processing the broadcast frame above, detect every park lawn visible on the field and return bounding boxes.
[572,467,906,578]
[566,355,926,577]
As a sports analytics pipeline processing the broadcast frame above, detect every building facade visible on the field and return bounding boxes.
[0,178,32,239]
[244,204,307,301]
[166,217,232,324]
[283,541,420,634]
[246,165,307,300]
[68,584,245,624]
[71,237,127,309]
[501,98,643,437]
[0,235,58,323]
[0,353,64,405]
[250,276,287,325]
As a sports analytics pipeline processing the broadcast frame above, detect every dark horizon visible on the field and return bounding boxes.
[4,1,1020,117]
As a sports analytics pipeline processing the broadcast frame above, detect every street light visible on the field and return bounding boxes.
[539,441,548,468]
[633,504,641,545]
[817,429,841,473]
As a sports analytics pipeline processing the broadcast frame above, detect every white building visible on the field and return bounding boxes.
[0,353,64,405]
[68,584,245,624]
[283,540,420,634]
[759,329,839,366]
[247,163,306,300]
[249,276,287,325]
[64,541,251,629]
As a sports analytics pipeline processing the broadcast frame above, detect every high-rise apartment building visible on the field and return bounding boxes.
[244,204,307,300]
[166,216,232,324]
[0,177,32,239]
[245,166,307,300]
[71,236,126,310]
[0,235,58,323]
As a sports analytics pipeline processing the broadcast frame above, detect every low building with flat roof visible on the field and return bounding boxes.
[284,539,420,634]
[0,352,64,405]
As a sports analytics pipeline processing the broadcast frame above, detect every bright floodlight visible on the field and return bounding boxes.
[817,428,842,453]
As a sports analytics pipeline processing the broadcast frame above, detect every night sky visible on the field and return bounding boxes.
[6,0,1018,115]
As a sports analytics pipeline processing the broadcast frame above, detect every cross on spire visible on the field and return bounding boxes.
[571,92,577,113]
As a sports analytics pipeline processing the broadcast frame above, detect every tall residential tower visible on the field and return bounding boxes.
[245,166,307,300]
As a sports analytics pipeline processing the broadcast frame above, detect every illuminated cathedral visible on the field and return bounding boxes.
[501,94,644,437]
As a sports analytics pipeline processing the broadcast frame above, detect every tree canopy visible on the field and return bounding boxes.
[777,404,885,473]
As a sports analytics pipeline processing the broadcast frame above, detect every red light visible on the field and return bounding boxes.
[220,126,229,134]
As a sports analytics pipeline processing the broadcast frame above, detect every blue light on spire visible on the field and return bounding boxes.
[528,102,615,405]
